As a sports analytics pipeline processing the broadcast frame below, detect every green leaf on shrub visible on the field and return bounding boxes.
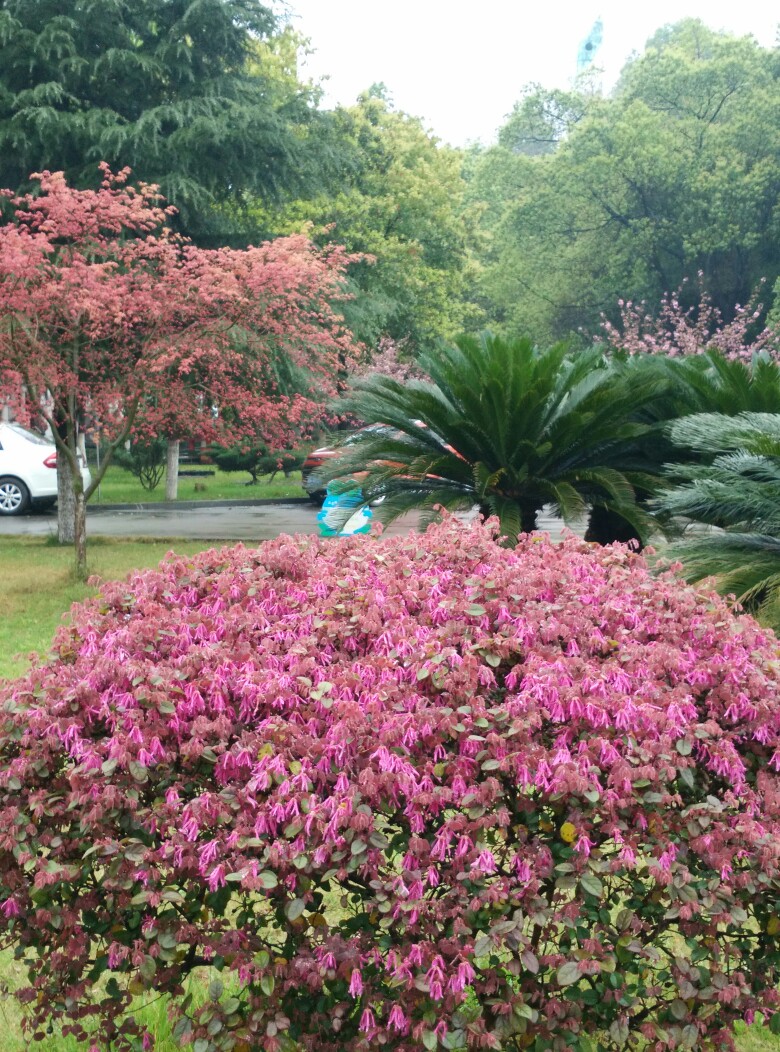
[676,739,692,755]
[610,1019,629,1047]
[466,604,486,616]
[258,871,278,889]
[422,1031,438,1050]
[128,759,148,783]
[285,897,306,921]
[209,978,223,1001]
[105,977,122,1000]
[681,1024,698,1047]
[557,961,581,986]
[173,1017,193,1043]
[770,1013,780,1035]
[473,933,492,957]
[260,973,275,996]
[580,874,603,898]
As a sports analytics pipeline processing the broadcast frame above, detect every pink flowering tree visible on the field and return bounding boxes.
[600,276,779,361]
[0,167,358,577]
[3,518,780,1050]
[354,336,426,384]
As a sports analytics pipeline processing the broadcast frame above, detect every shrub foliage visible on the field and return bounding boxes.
[113,437,168,491]
[3,520,780,1051]
[210,444,304,485]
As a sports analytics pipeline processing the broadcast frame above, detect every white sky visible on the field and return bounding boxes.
[281,0,778,146]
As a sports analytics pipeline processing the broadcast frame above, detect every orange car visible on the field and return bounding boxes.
[301,422,460,504]
[301,426,393,503]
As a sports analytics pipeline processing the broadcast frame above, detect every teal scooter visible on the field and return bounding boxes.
[317,483,373,537]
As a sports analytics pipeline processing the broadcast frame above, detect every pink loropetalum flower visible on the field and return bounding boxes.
[387,1005,408,1033]
[348,969,363,998]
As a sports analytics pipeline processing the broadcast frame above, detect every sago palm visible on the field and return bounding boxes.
[583,351,780,544]
[654,412,780,628]
[326,332,665,541]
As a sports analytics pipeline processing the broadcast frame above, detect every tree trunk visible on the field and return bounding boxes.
[57,455,76,543]
[74,488,88,581]
[520,506,538,533]
[584,504,643,550]
[479,503,538,535]
[165,439,180,501]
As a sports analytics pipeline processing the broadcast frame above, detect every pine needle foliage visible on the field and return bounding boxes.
[328,333,666,541]
[0,0,334,240]
[656,412,780,627]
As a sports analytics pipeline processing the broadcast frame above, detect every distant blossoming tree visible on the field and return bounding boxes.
[600,276,779,361]
[354,335,425,383]
[0,167,358,577]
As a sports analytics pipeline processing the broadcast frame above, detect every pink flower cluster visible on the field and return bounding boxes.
[3,518,780,1050]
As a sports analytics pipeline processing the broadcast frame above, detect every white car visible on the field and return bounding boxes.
[0,422,91,515]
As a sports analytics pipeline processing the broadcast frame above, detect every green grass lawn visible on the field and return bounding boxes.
[2,534,780,1051]
[0,535,219,681]
[91,463,305,504]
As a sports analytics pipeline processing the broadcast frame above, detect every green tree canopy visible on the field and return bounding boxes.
[261,88,479,354]
[0,0,340,240]
[471,20,780,343]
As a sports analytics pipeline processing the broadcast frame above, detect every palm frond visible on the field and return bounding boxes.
[329,332,665,539]
[663,531,780,628]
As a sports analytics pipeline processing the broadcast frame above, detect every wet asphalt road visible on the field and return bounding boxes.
[0,500,577,543]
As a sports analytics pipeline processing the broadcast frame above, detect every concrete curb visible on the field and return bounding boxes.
[88,497,312,514]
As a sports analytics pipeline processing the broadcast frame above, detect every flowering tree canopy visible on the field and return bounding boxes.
[600,278,778,361]
[0,166,357,450]
[0,166,358,573]
[3,519,780,1050]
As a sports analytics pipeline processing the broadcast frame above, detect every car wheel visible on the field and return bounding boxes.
[0,477,31,515]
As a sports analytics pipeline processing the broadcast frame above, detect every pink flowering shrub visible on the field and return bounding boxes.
[4,519,780,1051]
[600,276,779,361]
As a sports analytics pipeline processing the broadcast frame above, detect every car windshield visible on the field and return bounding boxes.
[5,423,52,446]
